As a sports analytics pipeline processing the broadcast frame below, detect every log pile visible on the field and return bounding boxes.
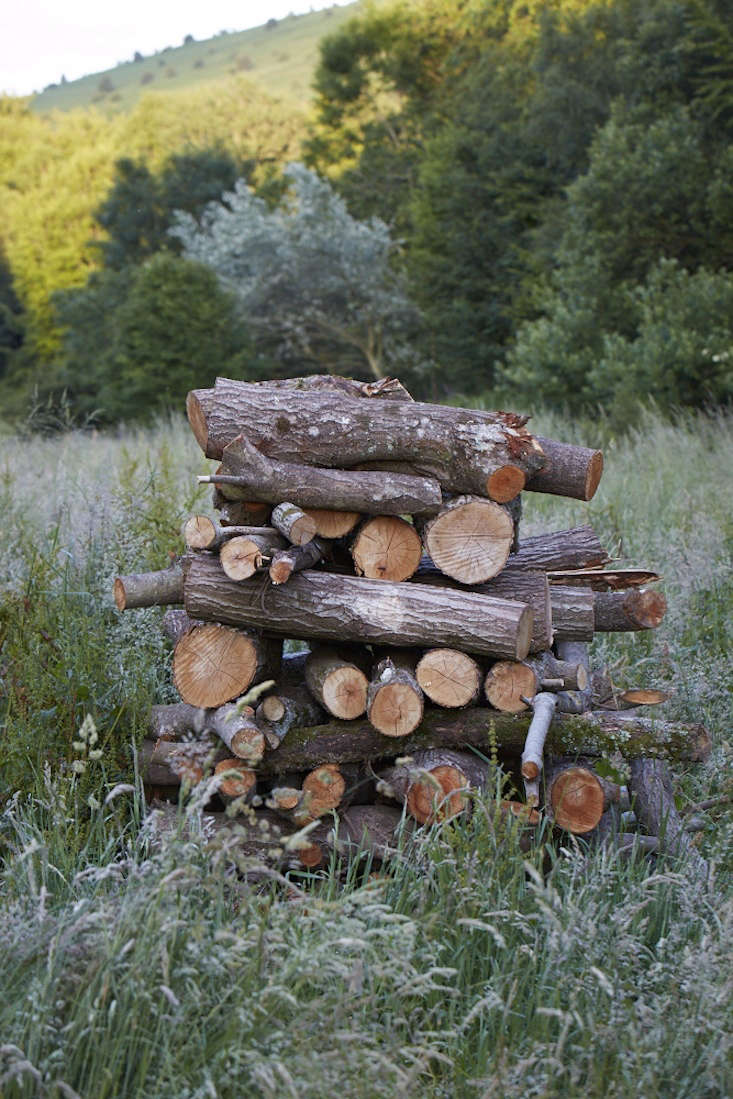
[116,376,709,873]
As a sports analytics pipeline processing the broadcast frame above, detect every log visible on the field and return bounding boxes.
[245,373,414,401]
[304,646,369,720]
[593,589,667,632]
[378,749,488,824]
[253,708,710,775]
[510,525,609,572]
[629,758,709,878]
[553,640,593,714]
[140,737,222,786]
[524,437,603,501]
[545,763,613,834]
[187,378,546,497]
[547,568,662,590]
[366,657,424,737]
[206,432,444,516]
[521,692,557,805]
[214,759,257,804]
[114,560,185,610]
[267,763,348,825]
[270,502,318,547]
[412,561,553,653]
[415,648,482,709]
[351,516,422,582]
[334,804,412,861]
[172,622,281,709]
[550,587,596,642]
[255,651,326,747]
[269,538,328,585]
[419,495,513,584]
[484,660,539,713]
[526,652,589,693]
[184,556,533,659]
[301,509,361,538]
[161,608,202,646]
[183,516,280,552]
[219,532,287,580]
[211,493,271,526]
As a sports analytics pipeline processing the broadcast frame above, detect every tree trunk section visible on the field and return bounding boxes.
[510,525,609,572]
[172,622,281,709]
[378,749,488,824]
[214,759,257,804]
[270,502,318,547]
[420,496,513,584]
[525,437,603,501]
[187,378,546,497]
[219,532,287,580]
[304,646,369,720]
[184,555,533,659]
[269,538,328,585]
[301,508,361,538]
[214,432,444,516]
[550,586,596,642]
[114,560,185,610]
[593,589,667,631]
[545,763,611,834]
[183,516,279,552]
[415,648,482,709]
[351,516,422,582]
[366,657,424,737]
[255,651,326,747]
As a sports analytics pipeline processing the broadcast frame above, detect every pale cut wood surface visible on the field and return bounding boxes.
[415,648,482,709]
[421,496,513,584]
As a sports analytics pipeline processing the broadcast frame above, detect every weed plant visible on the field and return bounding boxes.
[0,406,731,1096]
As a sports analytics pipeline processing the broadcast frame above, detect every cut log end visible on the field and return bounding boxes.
[486,465,526,503]
[172,624,259,708]
[585,450,604,501]
[322,666,369,721]
[220,537,266,581]
[303,508,361,538]
[183,514,217,550]
[369,679,423,737]
[352,516,422,582]
[269,558,294,585]
[113,577,127,611]
[416,649,481,709]
[407,765,468,825]
[214,759,256,799]
[484,660,538,713]
[260,695,287,722]
[424,497,513,584]
[620,688,670,706]
[521,759,540,781]
[550,767,605,834]
[302,764,346,816]
[627,589,668,629]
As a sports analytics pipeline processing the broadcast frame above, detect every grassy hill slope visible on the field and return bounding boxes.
[32,4,359,114]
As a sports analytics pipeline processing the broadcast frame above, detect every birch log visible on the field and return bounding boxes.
[521,693,557,805]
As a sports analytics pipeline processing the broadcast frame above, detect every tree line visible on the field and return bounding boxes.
[1,0,732,428]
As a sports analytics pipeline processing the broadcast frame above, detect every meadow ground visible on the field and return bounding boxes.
[0,407,731,1097]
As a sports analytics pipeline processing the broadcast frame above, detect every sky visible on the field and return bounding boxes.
[0,0,355,97]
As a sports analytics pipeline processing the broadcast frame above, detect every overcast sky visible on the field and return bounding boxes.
[0,0,354,96]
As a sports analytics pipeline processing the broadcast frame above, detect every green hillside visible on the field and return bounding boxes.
[32,4,359,113]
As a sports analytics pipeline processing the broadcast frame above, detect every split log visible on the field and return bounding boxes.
[524,437,603,501]
[253,708,710,775]
[593,589,667,632]
[591,668,670,710]
[366,657,424,737]
[378,749,488,824]
[521,692,557,805]
[219,531,287,580]
[270,503,318,547]
[214,759,257,805]
[629,758,709,878]
[269,538,328,585]
[510,525,609,572]
[301,509,361,539]
[545,763,615,834]
[172,622,281,709]
[412,561,553,653]
[304,646,369,720]
[547,568,662,590]
[415,648,482,709]
[419,496,514,584]
[114,560,185,610]
[187,378,546,498]
[184,556,533,659]
[205,432,444,517]
[550,587,596,642]
[351,516,422,582]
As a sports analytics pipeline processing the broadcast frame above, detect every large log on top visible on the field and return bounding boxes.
[254,709,711,774]
[187,378,546,501]
[184,555,533,659]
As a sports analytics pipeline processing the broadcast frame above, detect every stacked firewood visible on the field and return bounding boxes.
[115,376,710,874]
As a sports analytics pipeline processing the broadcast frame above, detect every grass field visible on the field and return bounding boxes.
[32,4,359,114]
[0,407,731,1097]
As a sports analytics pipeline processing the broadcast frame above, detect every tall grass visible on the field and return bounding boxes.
[0,407,731,1097]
